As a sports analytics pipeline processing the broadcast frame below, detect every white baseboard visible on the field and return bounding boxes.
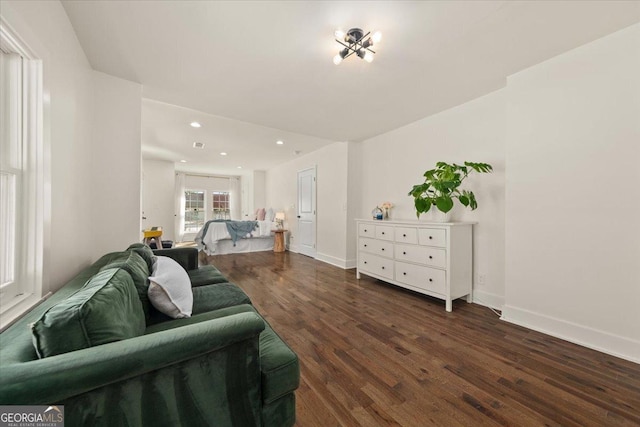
[502,305,640,364]
[315,252,352,269]
[472,289,504,310]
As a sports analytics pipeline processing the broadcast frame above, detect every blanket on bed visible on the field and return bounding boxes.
[200,220,259,245]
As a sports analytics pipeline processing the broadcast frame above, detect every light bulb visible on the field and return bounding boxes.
[364,51,374,63]
[372,31,382,44]
[334,29,345,40]
[333,54,343,65]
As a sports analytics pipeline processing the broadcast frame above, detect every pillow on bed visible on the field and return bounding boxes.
[265,208,275,222]
[253,208,260,220]
[148,256,193,318]
[257,208,266,221]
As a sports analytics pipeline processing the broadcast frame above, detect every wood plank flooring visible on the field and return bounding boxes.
[205,251,640,427]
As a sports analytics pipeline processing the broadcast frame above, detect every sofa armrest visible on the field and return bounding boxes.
[153,247,198,271]
[0,312,265,404]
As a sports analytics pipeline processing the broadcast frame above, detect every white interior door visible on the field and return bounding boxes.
[297,167,316,258]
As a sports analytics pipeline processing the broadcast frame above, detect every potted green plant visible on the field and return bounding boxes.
[408,161,493,220]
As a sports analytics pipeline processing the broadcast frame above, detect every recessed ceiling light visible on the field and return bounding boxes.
[220,152,227,156]
[276,140,284,145]
[180,160,187,163]
[193,142,205,149]
[237,166,242,169]
[190,122,201,128]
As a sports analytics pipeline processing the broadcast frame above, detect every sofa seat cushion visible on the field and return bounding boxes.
[192,282,251,314]
[99,250,152,319]
[187,265,228,287]
[147,283,251,325]
[31,268,146,358]
[260,322,300,405]
[145,304,257,334]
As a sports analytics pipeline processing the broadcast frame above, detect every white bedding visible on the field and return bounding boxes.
[195,220,274,255]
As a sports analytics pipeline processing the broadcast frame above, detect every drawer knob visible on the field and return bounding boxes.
[403,233,406,237]
[429,255,433,259]
[382,266,385,270]
[382,232,385,235]
[364,261,367,264]
[403,251,406,255]
[364,244,367,247]
[403,272,407,275]
[429,236,433,240]
[381,248,385,251]
[429,278,433,282]
[364,229,368,232]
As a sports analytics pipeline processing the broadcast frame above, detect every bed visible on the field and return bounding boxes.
[195,220,274,255]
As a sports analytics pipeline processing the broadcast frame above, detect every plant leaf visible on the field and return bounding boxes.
[459,195,469,207]
[435,196,454,213]
[468,192,478,210]
[414,197,431,214]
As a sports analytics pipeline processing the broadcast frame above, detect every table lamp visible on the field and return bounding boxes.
[275,212,285,229]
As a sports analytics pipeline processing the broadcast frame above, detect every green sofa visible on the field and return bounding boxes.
[0,245,299,426]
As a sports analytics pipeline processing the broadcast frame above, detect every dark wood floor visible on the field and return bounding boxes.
[206,251,640,427]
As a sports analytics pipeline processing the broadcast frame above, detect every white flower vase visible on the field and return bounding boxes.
[383,208,390,220]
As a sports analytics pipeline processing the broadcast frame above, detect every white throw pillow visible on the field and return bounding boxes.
[266,208,275,222]
[148,256,193,318]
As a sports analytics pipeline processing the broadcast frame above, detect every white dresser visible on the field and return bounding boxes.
[356,219,473,312]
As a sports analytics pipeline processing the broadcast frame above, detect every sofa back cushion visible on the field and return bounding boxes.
[31,268,146,358]
[127,243,156,271]
[99,250,152,319]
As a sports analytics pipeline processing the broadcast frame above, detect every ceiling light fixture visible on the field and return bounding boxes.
[220,152,227,156]
[180,160,187,163]
[190,122,201,128]
[276,140,284,145]
[193,142,205,149]
[333,28,381,65]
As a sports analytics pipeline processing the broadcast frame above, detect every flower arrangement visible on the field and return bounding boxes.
[380,202,393,219]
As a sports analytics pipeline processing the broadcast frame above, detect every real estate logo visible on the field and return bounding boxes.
[0,405,64,427]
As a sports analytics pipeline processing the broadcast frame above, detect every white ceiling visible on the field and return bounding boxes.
[62,0,640,174]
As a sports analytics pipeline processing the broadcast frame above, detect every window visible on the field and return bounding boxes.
[212,191,230,219]
[184,190,205,232]
[0,21,45,330]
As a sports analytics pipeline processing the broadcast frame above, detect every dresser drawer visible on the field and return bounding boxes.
[375,225,394,241]
[358,223,375,237]
[395,243,428,264]
[359,253,394,280]
[395,262,446,295]
[418,228,447,247]
[424,247,446,268]
[395,227,418,244]
[359,238,393,258]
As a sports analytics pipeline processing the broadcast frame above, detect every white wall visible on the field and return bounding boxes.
[359,90,507,307]
[3,1,94,291]
[91,71,142,258]
[265,142,351,267]
[253,171,266,211]
[2,1,143,290]
[503,24,640,362]
[142,160,175,241]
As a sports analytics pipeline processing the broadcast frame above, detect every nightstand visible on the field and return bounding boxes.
[273,229,287,253]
